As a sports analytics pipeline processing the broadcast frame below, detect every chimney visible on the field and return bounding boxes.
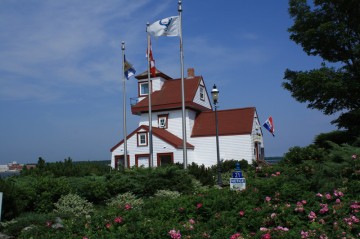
[187,68,195,78]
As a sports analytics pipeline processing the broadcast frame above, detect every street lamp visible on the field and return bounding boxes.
[211,84,223,187]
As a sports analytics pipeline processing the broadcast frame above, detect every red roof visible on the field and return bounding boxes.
[111,125,194,152]
[131,76,211,114]
[191,107,256,137]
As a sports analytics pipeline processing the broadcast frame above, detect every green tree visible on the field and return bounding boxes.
[283,0,360,135]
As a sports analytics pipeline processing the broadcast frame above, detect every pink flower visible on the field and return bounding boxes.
[239,210,245,217]
[308,211,317,221]
[46,221,52,227]
[124,203,132,210]
[325,193,332,200]
[230,232,242,239]
[301,230,309,238]
[260,227,269,231]
[301,200,307,205]
[106,223,112,229]
[316,193,323,198]
[83,237,89,239]
[336,198,341,204]
[276,171,281,176]
[319,203,329,214]
[334,189,344,197]
[114,216,123,224]
[265,196,271,202]
[168,229,182,239]
[188,218,195,225]
[270,213,277,219]
[352,154,357,159]
[196,203,203,209]
[274,226,289,231]
[261,233,271,239]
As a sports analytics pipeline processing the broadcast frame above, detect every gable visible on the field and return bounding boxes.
[131,76,211,114]
[110,125,194,152]
[191,107,256,137]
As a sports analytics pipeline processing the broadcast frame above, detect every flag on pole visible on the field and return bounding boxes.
[146,39,156,77]
[147,16,180,37]
[263,116,275,136]
[124,56,136,80]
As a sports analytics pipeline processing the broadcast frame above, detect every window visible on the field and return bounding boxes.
[137,132,148,146]
[158,114,168,128]
[139,82,149,96]
[114,155,130,169]
[157,153,174,166]
[199,86,205,101]
[135,154,150,168]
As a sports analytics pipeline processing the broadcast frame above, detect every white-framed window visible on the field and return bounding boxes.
[158,114,168,128]
[199,86,205,101]
[137,132,148,146]
[139,82,149,96]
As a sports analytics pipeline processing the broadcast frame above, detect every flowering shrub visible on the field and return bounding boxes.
[1,147,360,238]
[154,189,181,199]
[106,192,144,209]
[53,193,93,217]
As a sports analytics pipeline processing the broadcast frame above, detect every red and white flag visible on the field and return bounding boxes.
[263,116,275,137]
[146,39,156,77]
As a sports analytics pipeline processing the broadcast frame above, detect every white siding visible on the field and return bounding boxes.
[189,135,253,167]
[138,109,196,140]
[193,79,212,109]
[111,129,193,167]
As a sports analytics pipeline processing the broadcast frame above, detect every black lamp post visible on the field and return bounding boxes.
[211,84,223,187]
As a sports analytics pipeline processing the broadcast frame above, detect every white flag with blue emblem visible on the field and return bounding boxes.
[147,16,180,37]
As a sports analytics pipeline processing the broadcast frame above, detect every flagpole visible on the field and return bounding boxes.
[146,23,154,168]
[178,0,187,169]
[121,41,128,169]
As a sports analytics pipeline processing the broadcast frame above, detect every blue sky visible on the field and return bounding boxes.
[0,0,337,164]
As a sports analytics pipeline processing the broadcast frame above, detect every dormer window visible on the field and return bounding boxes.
[199,86,205,101]
[139,82,149,96]
[158,114,168,129]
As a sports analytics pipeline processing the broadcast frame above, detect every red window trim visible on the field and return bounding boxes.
[135,154,150,167]
[157,152,174,166]
[137,132,148,146]
[114,155,130,169]
[157,114,169,129]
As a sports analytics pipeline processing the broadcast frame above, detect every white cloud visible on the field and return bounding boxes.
[0,0,155,102]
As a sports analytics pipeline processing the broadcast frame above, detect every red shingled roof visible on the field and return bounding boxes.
[191,107,256,137]
[111,125,194,152]
[131,76,210,114]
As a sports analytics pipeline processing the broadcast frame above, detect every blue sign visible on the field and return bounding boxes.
[230,178,246,184]
[232,171,243,178]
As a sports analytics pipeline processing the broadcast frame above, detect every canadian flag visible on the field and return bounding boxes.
[147,39,156,77]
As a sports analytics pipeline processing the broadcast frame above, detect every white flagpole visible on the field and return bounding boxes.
[121,41,128,169]
[178,0,187,169]
[146,23,154,168]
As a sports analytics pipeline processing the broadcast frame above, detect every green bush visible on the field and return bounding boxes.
[2,146,360,238]
[154,189,181,199]
[284,145,327,164]
[53,193,94,217]
[107,192,144,209]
